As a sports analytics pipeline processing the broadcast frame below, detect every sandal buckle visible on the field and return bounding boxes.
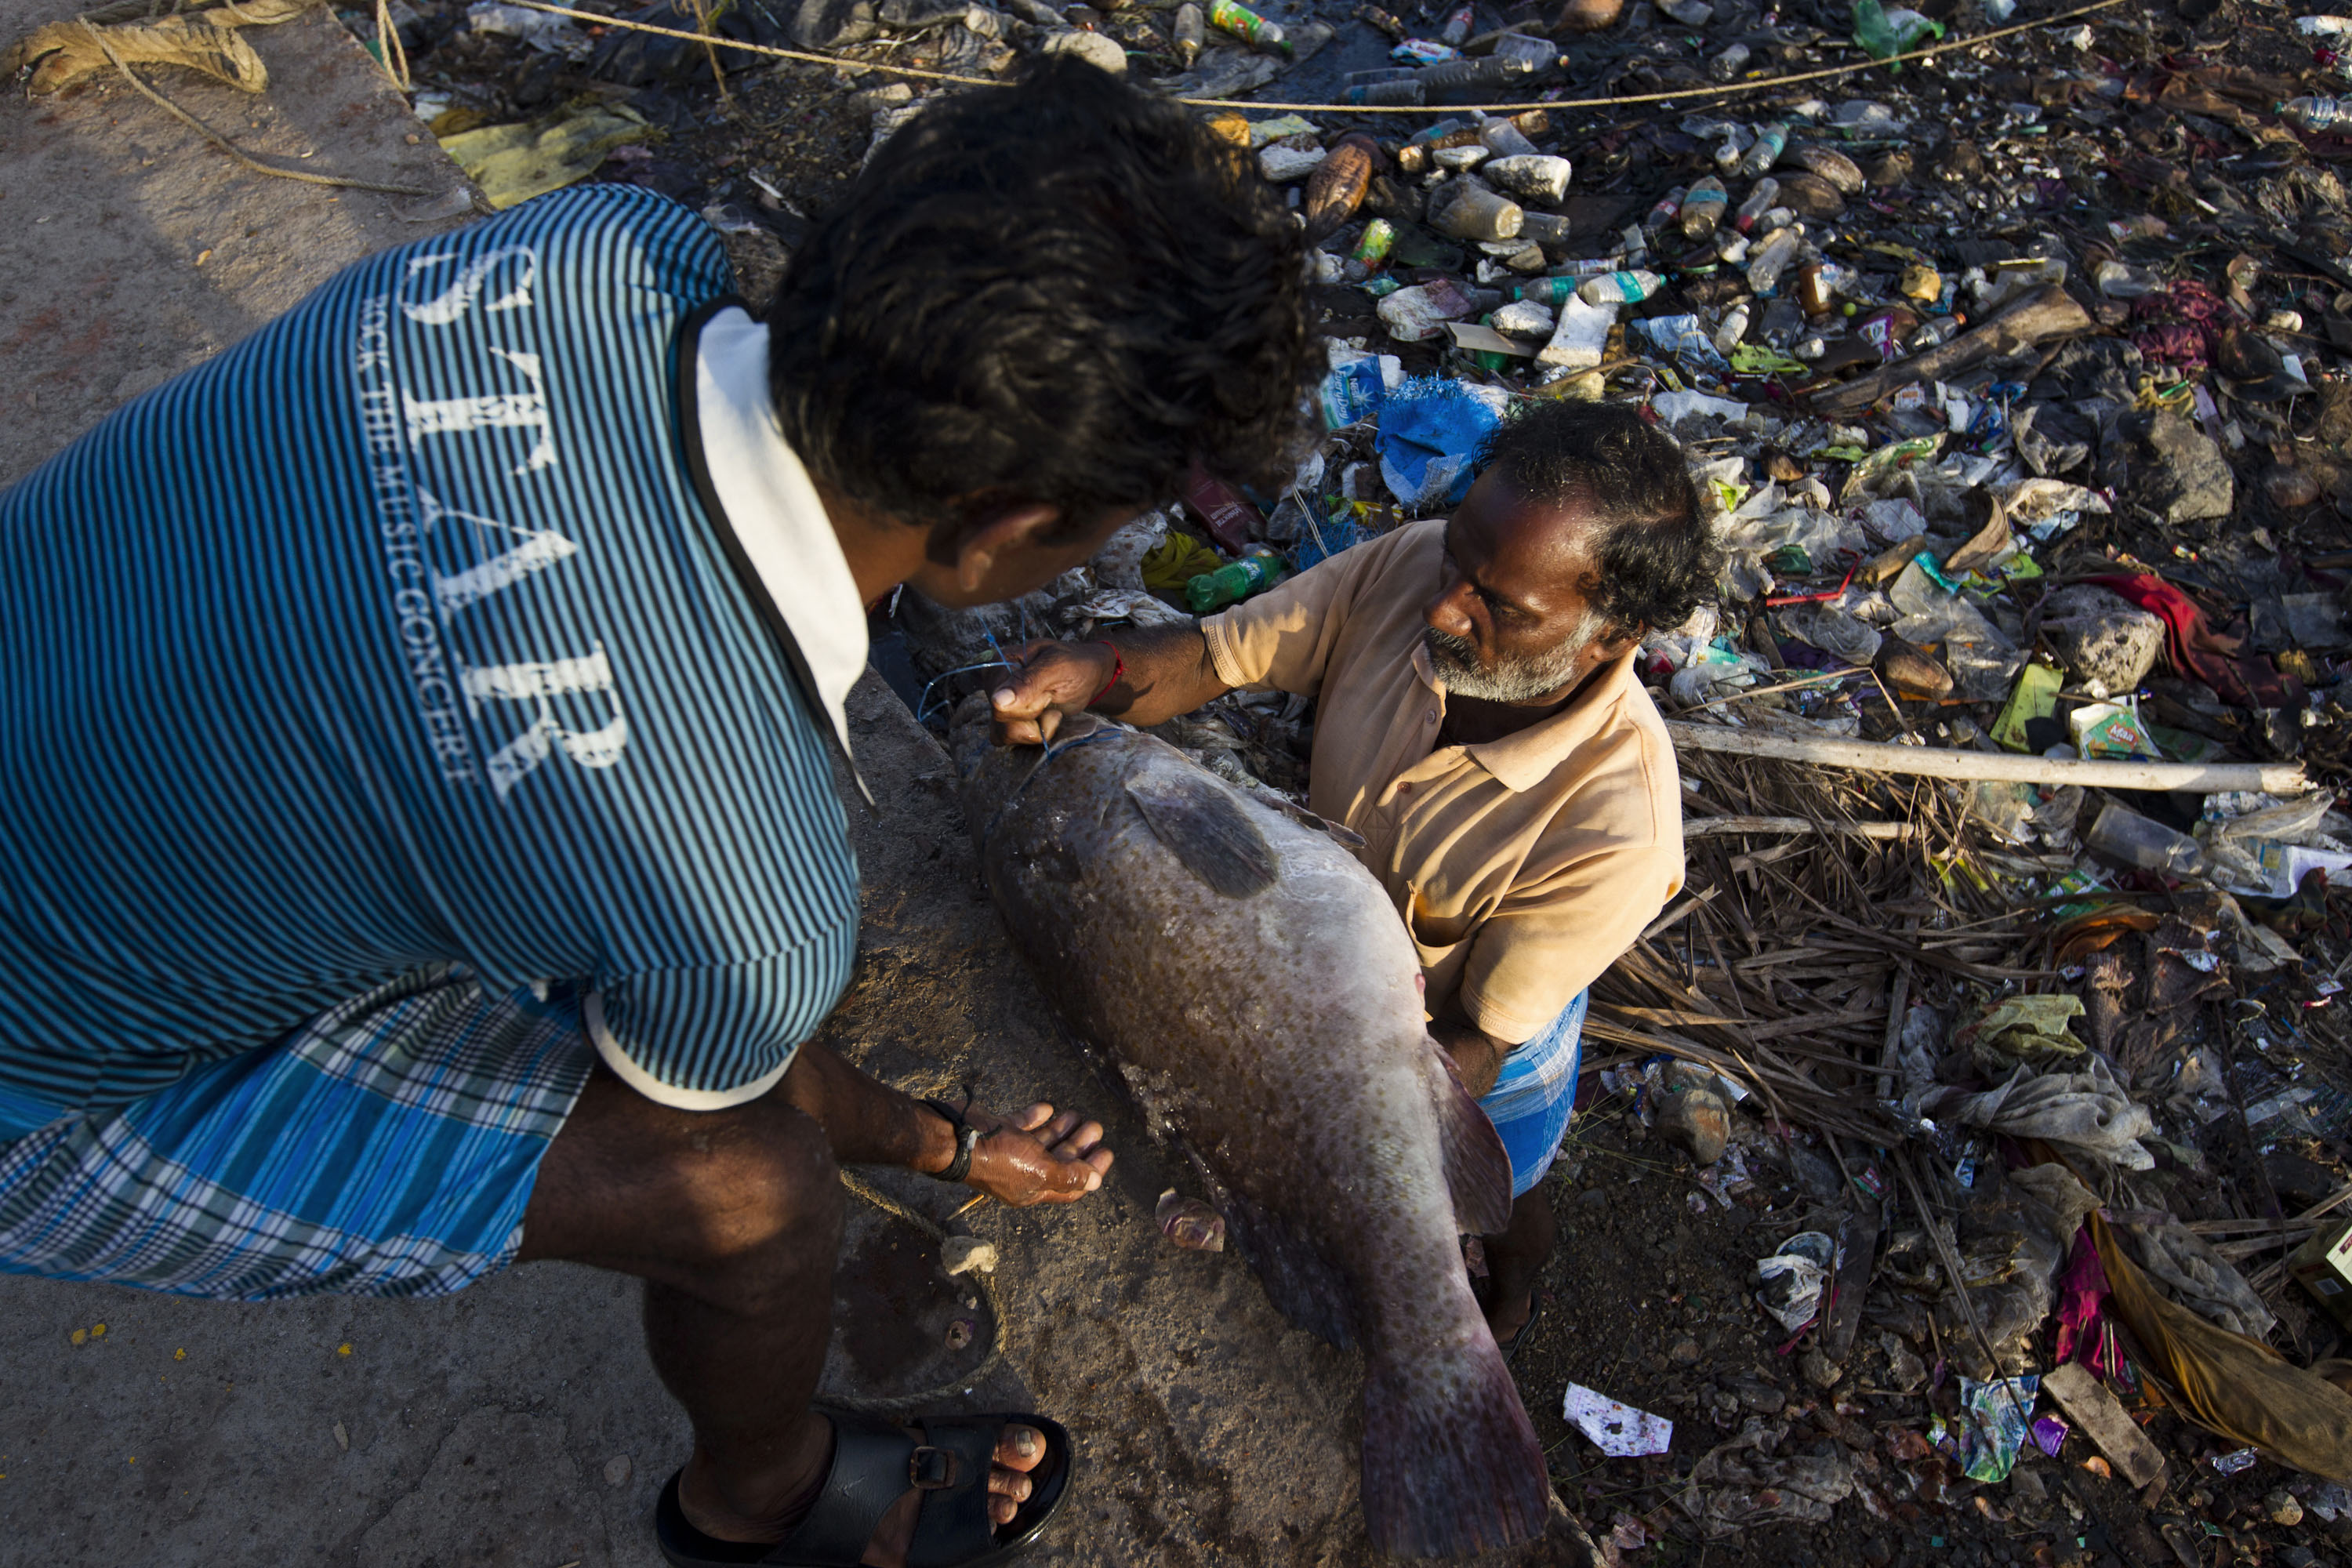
[907,1445,960,1490]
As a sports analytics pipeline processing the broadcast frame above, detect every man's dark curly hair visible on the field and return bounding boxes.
[766,57,1316,559]
[1472,401,1718,638]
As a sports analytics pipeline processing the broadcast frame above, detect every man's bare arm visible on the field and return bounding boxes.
[1428,1001,1514,1100]
[989,625,1232,744]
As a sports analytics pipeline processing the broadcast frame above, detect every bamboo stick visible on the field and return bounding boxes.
[1666,721,2307,794]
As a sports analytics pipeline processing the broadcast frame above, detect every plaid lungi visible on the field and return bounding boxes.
[1475,989,1588,1200]
[0,964,594,1300]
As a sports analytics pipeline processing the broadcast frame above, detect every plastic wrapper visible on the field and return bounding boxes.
[1755,1231,1837,1331]
[1955,1375,2038,1483]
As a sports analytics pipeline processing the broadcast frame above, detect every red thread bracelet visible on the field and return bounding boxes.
[1090,641,1125,705]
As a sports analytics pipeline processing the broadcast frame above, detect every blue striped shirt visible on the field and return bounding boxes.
[0,185,862,1135]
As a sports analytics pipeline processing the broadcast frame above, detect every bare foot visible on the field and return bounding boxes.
[679,1414,1052,1566]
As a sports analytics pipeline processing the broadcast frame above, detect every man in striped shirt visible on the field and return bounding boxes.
[0,59,1314,1567]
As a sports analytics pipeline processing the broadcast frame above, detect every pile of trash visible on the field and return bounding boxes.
[846,0,2352,1549]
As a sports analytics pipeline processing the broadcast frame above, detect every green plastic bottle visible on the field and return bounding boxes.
[1185,547,1291,614]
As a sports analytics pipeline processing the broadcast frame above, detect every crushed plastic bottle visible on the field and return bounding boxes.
[1713,303,1751,355]
[2282,95,2352,131]
[1736,123,1788,180]
[1428,180,1523,241]
[1709,41,1750,79]
[1733,178,1780,233]
[1679,176,1729,238]
[1173,1,1203,62]
[1578,269,1664,305]
[1746,227,1804,294]
[2085,801,2205,877]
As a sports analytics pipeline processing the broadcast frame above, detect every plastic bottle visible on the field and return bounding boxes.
[1439,2,1474,42]
[1415,54,1534,97]
[1711,303,1751,354]
[1208,0,1290,53]
[1735,122,1788,180]
[2085,801,2205,877]
[1577,269,1664,304]
[1645,186,1687,230]
[1709,41,1749,79]
[1430,180,1523,241]
[1511,275,1578,304]
[1745,226,1803,293]
[1186,547,1291,613]
[2297,13,2352,31]
[1345,217,1397,279]
[1173,1,1203,61]
[1733,177,1780,233]
[1354,1,1407,36]
[1479,117,1541,158]
[1346,74,1426,105]
[1679,176,1728,238]
[2282,95,2352,131]
[1906,316,1962,350]
[1515,210,1572,245]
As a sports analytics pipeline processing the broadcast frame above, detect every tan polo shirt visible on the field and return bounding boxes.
[1200,519,1686,1046]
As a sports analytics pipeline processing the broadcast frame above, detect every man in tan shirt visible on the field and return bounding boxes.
[989,401,1710,1349]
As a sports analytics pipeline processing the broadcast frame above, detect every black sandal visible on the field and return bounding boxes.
[654,1410,1073,1568]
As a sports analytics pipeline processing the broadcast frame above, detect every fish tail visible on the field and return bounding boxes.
[1359,1336,1551,1557]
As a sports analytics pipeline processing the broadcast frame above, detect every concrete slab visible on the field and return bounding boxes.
[1,0,475,485]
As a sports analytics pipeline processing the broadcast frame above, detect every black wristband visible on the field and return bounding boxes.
[920,1098,981,1184]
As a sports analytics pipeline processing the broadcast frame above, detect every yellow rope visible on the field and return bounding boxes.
[504,0,2128,114]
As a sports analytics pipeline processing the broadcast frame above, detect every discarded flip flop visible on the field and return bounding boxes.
[1498,1289,1550,1367]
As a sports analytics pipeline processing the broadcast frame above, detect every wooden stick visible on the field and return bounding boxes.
[1666,720,2307,794]
[1809,287,2095,419]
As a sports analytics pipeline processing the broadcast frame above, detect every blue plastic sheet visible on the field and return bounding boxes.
[1374,377,1509,510]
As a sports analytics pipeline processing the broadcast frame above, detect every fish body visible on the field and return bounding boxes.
[953,706,1549,1557]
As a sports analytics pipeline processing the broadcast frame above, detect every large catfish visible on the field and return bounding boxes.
[952,703,1551,1558]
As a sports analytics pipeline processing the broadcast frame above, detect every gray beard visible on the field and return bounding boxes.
[1423,619,1599,704]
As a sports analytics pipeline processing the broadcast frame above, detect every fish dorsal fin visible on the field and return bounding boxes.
[1123,771,1279,898]
[1266,793,1368,850]
[1428,1044,1513,1236]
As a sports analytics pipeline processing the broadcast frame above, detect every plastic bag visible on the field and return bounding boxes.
[1920,1058,2156,1168]
[1374,378,1509,510]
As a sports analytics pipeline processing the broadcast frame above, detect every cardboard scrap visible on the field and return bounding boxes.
[2042,1360,2165,1489]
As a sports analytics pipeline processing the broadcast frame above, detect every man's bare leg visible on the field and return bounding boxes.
[517,1052,1105,1564]
[1479,1189,1556,1345]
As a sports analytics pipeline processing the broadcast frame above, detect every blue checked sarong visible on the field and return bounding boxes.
[1475,989,1588,1200]
[0,965,593,1300]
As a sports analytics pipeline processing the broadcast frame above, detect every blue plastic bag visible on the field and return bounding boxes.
[1374,377,1510,510]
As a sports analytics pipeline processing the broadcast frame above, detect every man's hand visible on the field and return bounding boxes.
[989,640,1116,746]
[960,1101,1113,1206]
